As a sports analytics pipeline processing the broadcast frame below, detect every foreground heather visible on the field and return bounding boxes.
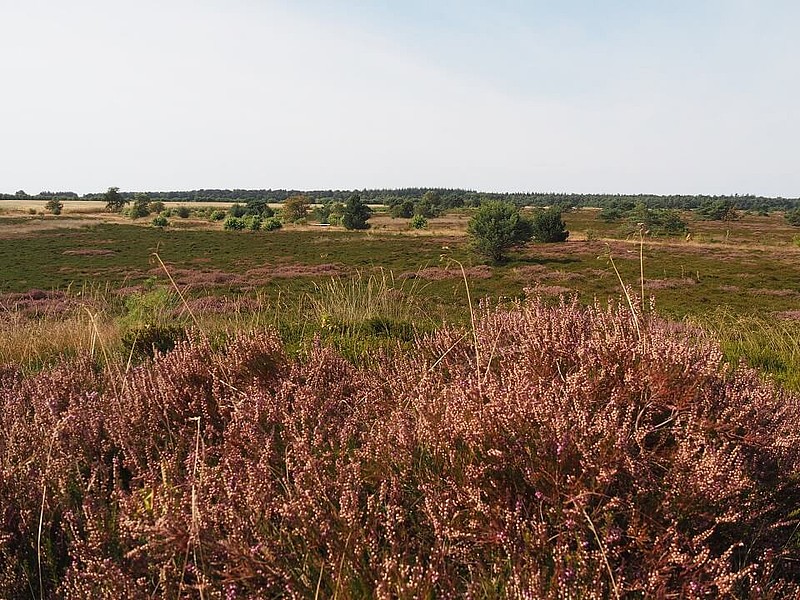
[1,297,799,598]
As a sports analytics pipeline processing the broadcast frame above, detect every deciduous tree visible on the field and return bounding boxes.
[104,187,128,212]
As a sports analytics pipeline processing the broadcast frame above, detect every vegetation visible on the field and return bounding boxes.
[467,200,534,262]
[103,186,127,212]
[785,208,800,227]
[409,214,428,229]
[1,200,800,595]
[531,208,569,242]
[1,297,799,597]
[223,216,246,230]
[697,198,740,221]
[282,194,310,223]
[128,193,152,219]
[341,193,372,230]
[262,216,283,231]
[44,199,63,215]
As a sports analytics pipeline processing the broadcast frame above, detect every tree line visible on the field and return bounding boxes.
[4,188,800,212]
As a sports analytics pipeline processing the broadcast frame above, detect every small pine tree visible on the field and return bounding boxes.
[410,214,428,230]
[531,209,569,243]
[342,194,372,230]
[467,201,533,262]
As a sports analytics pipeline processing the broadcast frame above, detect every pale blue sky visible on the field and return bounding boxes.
[1,1,798,196]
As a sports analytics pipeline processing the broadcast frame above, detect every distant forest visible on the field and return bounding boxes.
[3,188,800,212]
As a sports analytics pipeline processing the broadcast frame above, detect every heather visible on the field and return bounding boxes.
[2,296,799,598]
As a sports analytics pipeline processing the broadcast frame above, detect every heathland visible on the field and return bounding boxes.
[1,195,800,597]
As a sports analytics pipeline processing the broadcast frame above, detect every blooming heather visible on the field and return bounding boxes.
[0,296,799,598]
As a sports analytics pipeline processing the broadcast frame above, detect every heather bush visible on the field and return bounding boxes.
[1,297,799,598]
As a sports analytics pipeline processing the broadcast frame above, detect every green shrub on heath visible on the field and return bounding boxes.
[409,214,428,229]
[262,216,283,231]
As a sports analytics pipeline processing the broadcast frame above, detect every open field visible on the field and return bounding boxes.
[1,207,799,316]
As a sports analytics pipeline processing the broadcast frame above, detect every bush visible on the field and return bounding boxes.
[531,208,569,242]
[342,193,372,230]
[44,199,63,215]
[262,216,283,231]
[697,199,740,221]
[785,209,800,227]
[229,203,247,218]
[151,214,169,227]
[210,210,226,221]
[410,214,428,229]
[282,195,310,223]
[626,204,688,237]
[390,199,415,218]
[223,216,246,230]
[245,199,274,218]
[129,193,151,219]
[467,200,534,262]
[150,201,165,214]
[244,215,262,231]
[175,206,191,218]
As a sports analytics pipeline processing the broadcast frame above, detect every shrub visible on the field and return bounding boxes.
[223,216,246,231]
[175,205,191,218]
[409,214,428,229]
[44,199,63,215]
[244,198,274,218]
[341,193,372,230]
[244,215,262,231]
[697,199,740,221]
[262,216,283,231]
[229,203,247,218]
[785,208,800,227]
[467,200,534,262]
[150,201,165,214]
[282,195,310,223]
[531,208,569,242]
[390,199,415,218]
[210,210,226,221]
[129,193,151,219]
[151,214,169,227]
[626,204,688,237]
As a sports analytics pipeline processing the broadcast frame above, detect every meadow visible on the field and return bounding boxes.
[1,201,800,597]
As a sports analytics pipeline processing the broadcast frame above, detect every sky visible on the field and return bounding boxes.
[1,0,798,197]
